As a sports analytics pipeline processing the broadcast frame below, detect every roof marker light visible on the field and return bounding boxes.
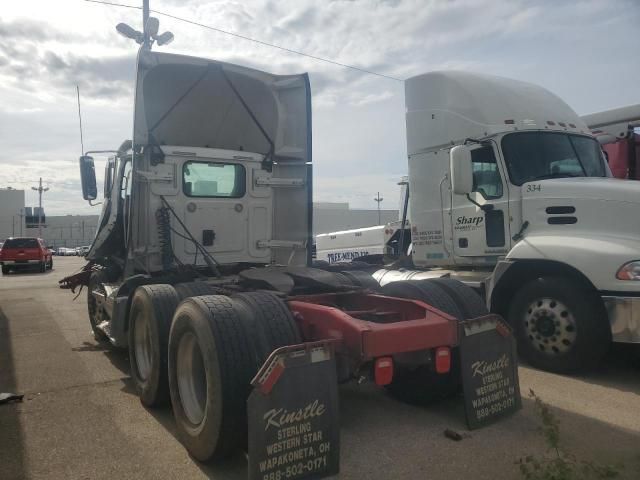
[569,123,576,128]
[504,119,515,125]
[558,122,566,128]
[547,121,556,126]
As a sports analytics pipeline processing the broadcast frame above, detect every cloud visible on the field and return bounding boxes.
[0,0,639,216]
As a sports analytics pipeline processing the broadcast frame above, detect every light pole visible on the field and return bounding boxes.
[374,192,384,225]
[115,0,174,51]
[31,177,49,239]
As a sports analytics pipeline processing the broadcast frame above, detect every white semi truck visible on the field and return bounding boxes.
[318,71,640,373]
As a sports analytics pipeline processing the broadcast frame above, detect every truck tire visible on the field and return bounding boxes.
[380,280,464,320]
[380,280,463,405]
[174,281,216,301]
[1,266,9,275]
[168,295,255,462]
[420,278,488,319]
[39,261,46,273]
[128,284,179,408]
[48,258,53,270]
[87,270,110,342]
[341,270,379,289]
[232,291,301,365]
[508,277,610,373]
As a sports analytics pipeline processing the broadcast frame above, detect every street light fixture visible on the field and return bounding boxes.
[116,23,143,44]
[155,31,174,46]
[115,1,174,51]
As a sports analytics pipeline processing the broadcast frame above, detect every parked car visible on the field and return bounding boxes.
[76,246,91,256]
[0,237,53,274]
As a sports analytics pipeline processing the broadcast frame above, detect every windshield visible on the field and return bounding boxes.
[501,132,606,186]
[3,238,39,249]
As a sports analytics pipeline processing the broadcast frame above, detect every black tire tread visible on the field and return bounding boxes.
[232,291,301,364]
[129,284,179,407]
[418,278,488,319]
[196,295,256,460]
[381,280,463,319]
[174,281,216,300]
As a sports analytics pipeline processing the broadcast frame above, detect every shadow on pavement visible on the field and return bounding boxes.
[0,307,26,480]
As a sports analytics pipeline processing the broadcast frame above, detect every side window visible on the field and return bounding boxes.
[472,146,503,199]
[120,160,132,201]
[183,161,246,198]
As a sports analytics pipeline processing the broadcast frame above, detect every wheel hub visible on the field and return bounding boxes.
[133,311,152,381]
[524,297,577,355]
[176,332,207,426]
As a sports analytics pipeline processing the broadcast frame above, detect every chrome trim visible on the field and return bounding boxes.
[603,296,640,343]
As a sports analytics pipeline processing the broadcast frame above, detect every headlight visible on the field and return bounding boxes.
[616,261,640,280]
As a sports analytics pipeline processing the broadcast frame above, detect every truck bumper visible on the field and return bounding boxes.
[603,296,640,343]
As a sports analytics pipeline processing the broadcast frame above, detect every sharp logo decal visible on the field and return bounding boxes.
[456,215,484,227]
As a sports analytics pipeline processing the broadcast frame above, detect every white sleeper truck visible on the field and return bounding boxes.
[322,71,640,373]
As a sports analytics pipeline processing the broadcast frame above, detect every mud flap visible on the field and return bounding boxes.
[248,341,340,480]
[459,314,522,429]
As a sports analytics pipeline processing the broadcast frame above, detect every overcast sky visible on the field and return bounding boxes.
[1,0,639,215]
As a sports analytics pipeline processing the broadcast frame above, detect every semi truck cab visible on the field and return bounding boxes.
[391,71,640,372]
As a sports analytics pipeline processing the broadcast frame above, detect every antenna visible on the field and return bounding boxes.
[77,85,84,155]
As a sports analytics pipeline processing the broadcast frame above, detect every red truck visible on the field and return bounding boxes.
[0,237,53,274]
[582,103,640,179]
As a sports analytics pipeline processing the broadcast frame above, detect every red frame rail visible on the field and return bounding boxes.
[288,292,459,361]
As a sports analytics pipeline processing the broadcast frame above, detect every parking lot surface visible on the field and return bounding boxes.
[1,257,639,479]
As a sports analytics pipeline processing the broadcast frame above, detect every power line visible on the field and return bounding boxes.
[83,0,403,82]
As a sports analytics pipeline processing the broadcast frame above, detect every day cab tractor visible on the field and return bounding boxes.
[60,49,509,463]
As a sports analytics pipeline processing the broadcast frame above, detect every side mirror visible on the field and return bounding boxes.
[450,145,473,195]
[79,156,98,201]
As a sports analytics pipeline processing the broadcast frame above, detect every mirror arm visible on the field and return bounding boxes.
[88,200,103,206]
[466,193,494,212]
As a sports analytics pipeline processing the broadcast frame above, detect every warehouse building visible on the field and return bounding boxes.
[2,188,396,248]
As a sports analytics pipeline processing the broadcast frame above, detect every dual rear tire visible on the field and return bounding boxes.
[167,292,300,461]
[127,287,300,462]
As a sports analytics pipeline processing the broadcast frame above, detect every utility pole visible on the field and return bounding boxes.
[374,192,384,225]
[31,177,49,239]
[142,0,151,49]
[18,209,24,236]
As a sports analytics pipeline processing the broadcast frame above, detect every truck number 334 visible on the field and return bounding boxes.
[526,184,542,192]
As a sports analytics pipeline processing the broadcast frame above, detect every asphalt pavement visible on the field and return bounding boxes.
[1,257,639,479]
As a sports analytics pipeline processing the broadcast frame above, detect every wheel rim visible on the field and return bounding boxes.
[176,332,207,425]
[524,297,577,356]
[133,310,152,381]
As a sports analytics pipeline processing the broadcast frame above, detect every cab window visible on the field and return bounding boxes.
[471,146,503,199]
[183,162,246,198]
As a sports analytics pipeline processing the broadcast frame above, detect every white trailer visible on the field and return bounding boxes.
[315,222,409,264]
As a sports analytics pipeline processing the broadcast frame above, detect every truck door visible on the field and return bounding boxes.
[180,157,272,264]
[451,144,510,258]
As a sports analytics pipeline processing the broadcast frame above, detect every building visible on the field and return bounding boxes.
[0,188,26,240]
[2,187,397,248]
[25,215,100,248]
[313,202,398,235]
[0,188,100,248]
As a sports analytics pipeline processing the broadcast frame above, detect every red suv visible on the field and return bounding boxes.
[0,237,53,274]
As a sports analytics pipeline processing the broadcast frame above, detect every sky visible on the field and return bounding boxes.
[0,0,639,215]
